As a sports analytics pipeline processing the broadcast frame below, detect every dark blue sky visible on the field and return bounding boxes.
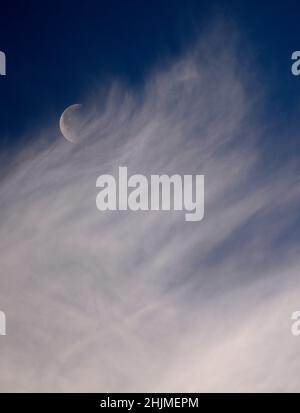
[0,0,299,152]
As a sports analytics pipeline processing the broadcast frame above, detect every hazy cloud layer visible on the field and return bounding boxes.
[0,23,299,392]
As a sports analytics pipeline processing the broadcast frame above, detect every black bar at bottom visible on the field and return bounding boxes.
[0,393,298,410]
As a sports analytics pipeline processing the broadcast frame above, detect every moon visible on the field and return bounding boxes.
[60,104,86,143]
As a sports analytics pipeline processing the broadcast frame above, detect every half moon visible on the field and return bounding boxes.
[60,104,84,143]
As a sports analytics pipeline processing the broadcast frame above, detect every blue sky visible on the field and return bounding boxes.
[0,0,299,152]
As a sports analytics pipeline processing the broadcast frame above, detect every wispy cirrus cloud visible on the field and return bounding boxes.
[0,21,299,392]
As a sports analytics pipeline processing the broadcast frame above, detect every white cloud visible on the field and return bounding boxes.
[0,22,299,392]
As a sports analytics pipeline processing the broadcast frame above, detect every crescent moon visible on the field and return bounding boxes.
[60,104,84,143]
